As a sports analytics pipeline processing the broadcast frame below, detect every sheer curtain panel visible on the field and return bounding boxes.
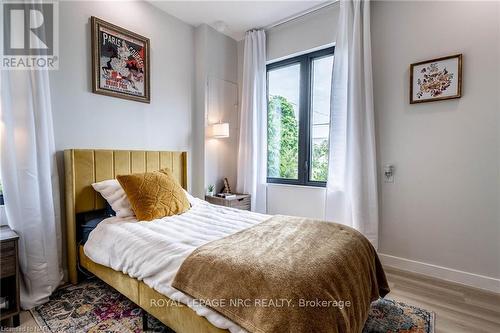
[325,0,379,247]
[0,68,63,309]
[236,30,267,213]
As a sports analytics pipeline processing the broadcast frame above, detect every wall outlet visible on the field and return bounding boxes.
[384,164,395,183]
[384,174,395,183]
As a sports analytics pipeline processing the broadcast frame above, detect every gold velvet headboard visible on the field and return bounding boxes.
[64,149,188,284]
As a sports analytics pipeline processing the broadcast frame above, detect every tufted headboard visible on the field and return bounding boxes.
[64,149,188,283]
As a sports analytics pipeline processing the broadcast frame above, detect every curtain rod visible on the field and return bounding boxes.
[263,0,339,31]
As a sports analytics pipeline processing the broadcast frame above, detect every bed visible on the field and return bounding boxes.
[64,149,389,333]
[65,149,230,332]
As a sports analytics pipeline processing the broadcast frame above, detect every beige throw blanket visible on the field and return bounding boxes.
[172,215,390,333]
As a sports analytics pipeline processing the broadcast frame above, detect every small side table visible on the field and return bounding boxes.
[0,225,20,327]
[205,194,251,211]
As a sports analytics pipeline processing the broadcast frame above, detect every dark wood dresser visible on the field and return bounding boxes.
[0,226,20,327]
[205,194,251,211]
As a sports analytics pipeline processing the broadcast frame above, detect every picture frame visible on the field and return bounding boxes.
[410,54,462,104]
[91,16,150,103]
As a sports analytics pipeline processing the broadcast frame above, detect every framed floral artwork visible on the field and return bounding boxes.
[410,54,462,104]
[91,17,150,103]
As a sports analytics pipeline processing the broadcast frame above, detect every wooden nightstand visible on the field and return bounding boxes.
[205,194,251,211]
[0,226,20,327]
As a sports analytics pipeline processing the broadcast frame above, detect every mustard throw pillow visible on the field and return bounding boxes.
[116,169,190,221]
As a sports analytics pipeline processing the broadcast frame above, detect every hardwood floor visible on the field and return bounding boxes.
[11,267,500,333]
[384,267,500,333]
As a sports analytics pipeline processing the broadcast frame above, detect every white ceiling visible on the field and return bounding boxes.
[149,1,330,41]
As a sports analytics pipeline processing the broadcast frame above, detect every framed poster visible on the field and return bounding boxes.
[410,54,462,104]
[91,17,150,103]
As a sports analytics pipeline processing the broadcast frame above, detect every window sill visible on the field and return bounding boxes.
[266,183,327,191]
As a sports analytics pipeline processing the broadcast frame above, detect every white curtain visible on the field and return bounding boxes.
[236,30,267,213]
[0,68,63,309]
[325,0,379,247]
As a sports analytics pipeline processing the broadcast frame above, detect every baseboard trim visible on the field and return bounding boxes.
[379,253,500,294]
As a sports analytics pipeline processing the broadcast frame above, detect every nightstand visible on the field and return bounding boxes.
[205,194,251,211]
[0,226,20,327]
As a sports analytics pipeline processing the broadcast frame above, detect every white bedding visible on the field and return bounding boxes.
[84,195,269,333]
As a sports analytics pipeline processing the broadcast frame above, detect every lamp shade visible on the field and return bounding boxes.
[212,122,229,138]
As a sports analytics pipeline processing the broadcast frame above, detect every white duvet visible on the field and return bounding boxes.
[84,195,269,333]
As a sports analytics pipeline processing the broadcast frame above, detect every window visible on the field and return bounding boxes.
[267,47,334,186]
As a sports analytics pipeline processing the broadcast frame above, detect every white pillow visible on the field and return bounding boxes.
[92,179,135,218]
[183,189,196,205]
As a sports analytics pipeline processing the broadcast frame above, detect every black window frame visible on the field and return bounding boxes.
[266,46,334,187]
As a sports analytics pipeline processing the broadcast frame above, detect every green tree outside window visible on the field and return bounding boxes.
[267,95,299,179]
[267,95,329,182]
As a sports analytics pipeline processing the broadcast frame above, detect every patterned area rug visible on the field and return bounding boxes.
[32,279,434,333]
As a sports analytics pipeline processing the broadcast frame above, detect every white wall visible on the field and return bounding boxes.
[192,25,208,197]
[204,27,239,195]
[50,0,195,187]
[266,3,339,62]
[193,24,239,197]
[267,184,325,219]
[372,1,500,284]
